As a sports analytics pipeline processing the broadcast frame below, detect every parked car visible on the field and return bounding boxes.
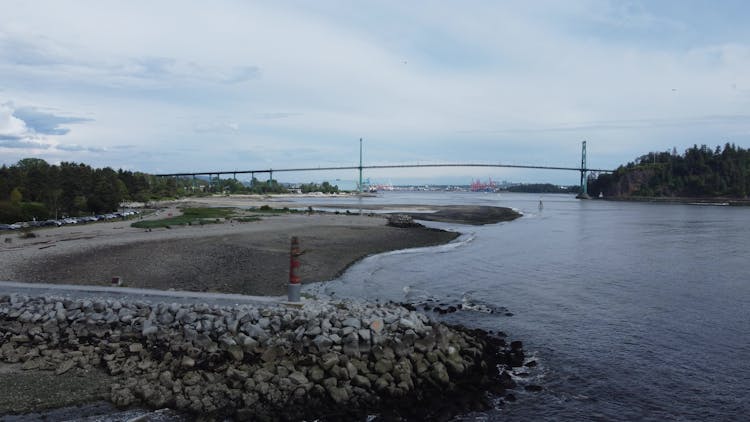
[0,224,13,230]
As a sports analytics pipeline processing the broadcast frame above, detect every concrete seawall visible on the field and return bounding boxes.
[0,293,521,420]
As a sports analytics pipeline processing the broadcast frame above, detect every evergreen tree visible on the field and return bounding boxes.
[590,144,750,198]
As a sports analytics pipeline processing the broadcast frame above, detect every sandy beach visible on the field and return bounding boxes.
[0,209,457,296]
[0,195,522,296]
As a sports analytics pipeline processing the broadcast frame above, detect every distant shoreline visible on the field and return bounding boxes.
[597,196,750,206]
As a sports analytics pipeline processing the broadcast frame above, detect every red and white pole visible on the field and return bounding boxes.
[288,236,302,302]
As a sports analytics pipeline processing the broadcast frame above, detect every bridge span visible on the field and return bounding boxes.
[155,141,613,196]
[155,162,613,178]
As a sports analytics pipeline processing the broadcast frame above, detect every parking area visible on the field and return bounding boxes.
[0,210,141,231]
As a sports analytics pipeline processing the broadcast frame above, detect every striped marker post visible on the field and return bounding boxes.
[288,237,302,302]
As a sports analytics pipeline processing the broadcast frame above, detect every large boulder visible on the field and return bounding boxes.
[387,214,423,228]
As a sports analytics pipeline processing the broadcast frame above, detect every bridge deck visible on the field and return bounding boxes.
[156,163,614,177]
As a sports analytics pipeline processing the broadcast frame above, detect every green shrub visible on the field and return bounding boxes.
[20,202,50,221]
[0,201,22,223]
[248,205,300,214]
[130,207,235,229]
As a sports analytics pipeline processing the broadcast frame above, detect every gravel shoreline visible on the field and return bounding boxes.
[1,213,457,296]
[0,294,523,420]
[0,199,522,418]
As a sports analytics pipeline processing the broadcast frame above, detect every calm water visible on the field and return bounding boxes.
[300,192,750,421]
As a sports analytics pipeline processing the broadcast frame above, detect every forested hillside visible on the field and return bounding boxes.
[504,183,580,194]
[0,158,184,222]
[589,144,750,198]
[0,158,341,223]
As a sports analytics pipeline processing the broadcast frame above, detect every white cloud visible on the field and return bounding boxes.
[0,1,748,183]
[0,103,32,138]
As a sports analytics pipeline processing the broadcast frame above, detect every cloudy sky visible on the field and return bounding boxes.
[1,0,749,186]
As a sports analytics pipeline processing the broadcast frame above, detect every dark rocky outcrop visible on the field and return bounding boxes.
[386,214,423,228]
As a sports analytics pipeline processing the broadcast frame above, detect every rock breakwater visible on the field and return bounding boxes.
[0,293,521,420]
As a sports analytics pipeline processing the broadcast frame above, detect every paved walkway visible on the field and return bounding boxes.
[0,281,285,307]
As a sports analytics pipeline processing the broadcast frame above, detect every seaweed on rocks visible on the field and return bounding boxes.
[367,326,518,421]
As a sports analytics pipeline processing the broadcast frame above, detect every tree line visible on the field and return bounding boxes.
[299,181,338,194]
[201,178,338,194]
[0,158,339,223]
[503,183,580,194]
[0,158,184,222]
[211,177,288,195]
[589,143,750,198]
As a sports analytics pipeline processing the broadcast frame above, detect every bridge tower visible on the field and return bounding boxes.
[358,138,363,193]
[576,140,591,199]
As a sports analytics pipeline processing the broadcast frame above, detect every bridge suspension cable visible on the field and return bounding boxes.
[155,140,612,188]
[155,162,613,178]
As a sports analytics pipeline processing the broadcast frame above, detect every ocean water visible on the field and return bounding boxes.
[6,192,748,421]
[300,192,750,421]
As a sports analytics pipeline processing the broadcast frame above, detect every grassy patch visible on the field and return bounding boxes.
[246,205,299,214]
[182,207,235,218]
[131,207,236,229]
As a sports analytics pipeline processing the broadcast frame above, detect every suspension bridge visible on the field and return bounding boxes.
[155,141,613,198]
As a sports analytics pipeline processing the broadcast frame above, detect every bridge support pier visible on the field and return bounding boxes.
[358,138,362,194]
[576,140,591,199]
